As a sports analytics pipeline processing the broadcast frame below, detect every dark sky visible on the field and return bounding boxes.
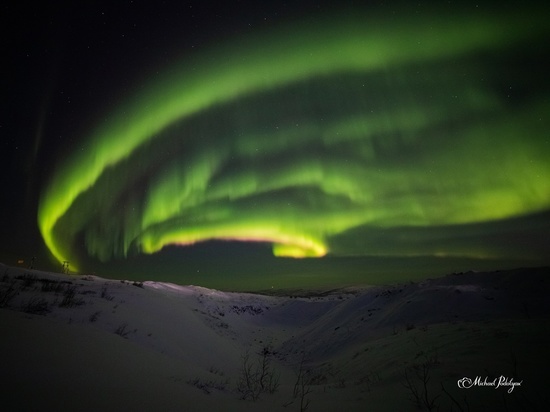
[2,1,550,290]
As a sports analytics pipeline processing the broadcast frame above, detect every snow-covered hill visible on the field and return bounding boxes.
[1,263,548,411]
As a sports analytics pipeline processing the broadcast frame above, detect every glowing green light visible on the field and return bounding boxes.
[38,6,550,270]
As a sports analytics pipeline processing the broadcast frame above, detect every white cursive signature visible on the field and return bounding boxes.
[457,376,522,393]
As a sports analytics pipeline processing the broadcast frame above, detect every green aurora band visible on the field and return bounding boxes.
[38,7,550,273]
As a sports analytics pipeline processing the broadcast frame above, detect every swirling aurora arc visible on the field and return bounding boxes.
[38,7,550,276]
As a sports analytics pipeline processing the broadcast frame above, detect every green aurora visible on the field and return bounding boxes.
[37,5,550,285]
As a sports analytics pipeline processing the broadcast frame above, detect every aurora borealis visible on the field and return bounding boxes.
[4,2,550,289]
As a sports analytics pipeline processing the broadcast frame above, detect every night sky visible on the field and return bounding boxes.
[3,1,550,290]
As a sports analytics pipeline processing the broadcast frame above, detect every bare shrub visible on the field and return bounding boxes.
[291,351,313,412]
[0,279,19,308]
[187,377,228,394]
[40,279,64,293]
[236,346,279,401]
[402,351,440,411]
[115,323,129,338]
[59,284,84,307]
[440,382,470,412]
[89,311,101,322]
[17,274,38,289]
[22,296,51,315]
[101,285,114,301]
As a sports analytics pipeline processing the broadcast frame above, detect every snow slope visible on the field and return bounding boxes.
[1,263,549,411]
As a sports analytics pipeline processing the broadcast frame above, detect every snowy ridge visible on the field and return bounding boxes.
[1,263,549,411]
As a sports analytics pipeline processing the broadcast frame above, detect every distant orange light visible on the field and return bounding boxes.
[17,259,24,264]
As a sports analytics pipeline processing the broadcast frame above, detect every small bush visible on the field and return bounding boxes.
[17,274,38,289]
[115,323,129,338]
[230,305,264,315]
[59,284,85,308]
[22,297,51,315]
[101,285,114,301]
[236,346,280,401]
[292,352,313,412]
[40,279,65,293]
[402,351,440,411]
[0,280,19,308]
[187,377,228,394]
[89,311,101,322]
